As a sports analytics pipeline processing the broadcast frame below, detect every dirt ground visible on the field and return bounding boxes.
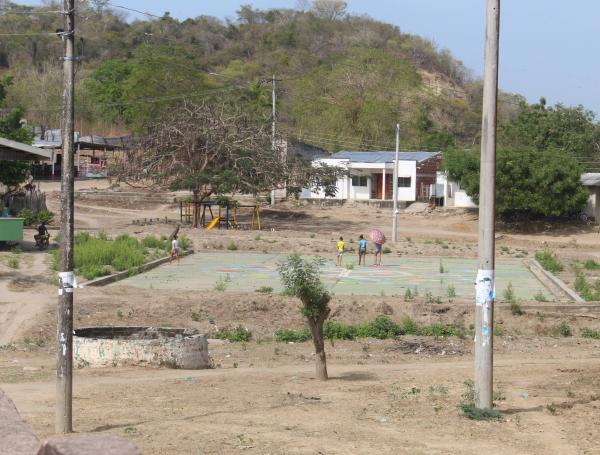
[2,180,600,454]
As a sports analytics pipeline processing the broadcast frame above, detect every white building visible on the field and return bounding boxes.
[302,151,441,202]
[435,172,477,208]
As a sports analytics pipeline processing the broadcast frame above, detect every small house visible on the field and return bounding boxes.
[302,151,441,202]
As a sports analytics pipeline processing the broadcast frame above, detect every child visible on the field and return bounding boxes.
[373,242,383,266]
[336,236,345,266]
[358,234,367,266]
[170,234,180,265]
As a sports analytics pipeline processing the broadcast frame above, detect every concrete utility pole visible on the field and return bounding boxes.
[475,0,500,410]
[392,123,400,242]
[270,74,276,206]
[56,0,75,433]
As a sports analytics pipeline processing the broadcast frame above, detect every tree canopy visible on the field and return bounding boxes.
[443,147,589,218]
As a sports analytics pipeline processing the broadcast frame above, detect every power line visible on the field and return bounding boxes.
[106,2,162,19]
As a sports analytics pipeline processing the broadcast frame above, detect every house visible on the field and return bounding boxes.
[0,136,52,162]
[581,173,600,221]
[301,151,441,202]
[435,172,477,208]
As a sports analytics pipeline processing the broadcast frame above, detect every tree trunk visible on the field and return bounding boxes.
[307,317,328,380]
[192,190,200,228]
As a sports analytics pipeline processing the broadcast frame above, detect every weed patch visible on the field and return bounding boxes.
[215,326,251,342]
[580,327,600,339]
[255,286,273,294]
[274,328,310,342]
[535,250,563,273]
[510,302,524,316]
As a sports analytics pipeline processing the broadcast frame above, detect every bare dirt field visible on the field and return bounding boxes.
[2,180,600,454]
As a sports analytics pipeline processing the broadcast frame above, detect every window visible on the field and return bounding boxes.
[352,176,368,187]
[398,177,411,188]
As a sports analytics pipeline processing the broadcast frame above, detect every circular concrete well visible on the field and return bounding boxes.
[74,327,209,369]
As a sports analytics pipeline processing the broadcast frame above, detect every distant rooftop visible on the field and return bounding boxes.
[582,173,600,187]
[330,151,440,163]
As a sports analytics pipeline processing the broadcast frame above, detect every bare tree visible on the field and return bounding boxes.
[112,100,343,226]
[311,0,347,20]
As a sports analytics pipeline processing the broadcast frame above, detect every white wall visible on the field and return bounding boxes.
[436,172,477,208]
[301,159,418,201]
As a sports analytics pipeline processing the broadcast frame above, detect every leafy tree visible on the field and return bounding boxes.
[0,161,30,201]
[311,0,347,20]
[278,254,331,380]
[85,59,133,123]
[443,148,588,218]
[501,100,600,159]
[0,76,33,143]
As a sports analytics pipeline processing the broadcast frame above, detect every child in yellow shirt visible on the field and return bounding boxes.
[336,236,345,266]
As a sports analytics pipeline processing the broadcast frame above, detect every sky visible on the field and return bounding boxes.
[22,0,600,114]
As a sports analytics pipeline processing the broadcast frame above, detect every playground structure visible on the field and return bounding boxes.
[179,200,261,230]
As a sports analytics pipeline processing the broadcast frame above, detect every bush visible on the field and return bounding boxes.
[535,250,564,273]
[502,283,516,303]
[216,325,251,342]
[382,247,392,254]
[580,327,600,339]
[584,259,600,270]
[18,208,36,226]
[358,315,402,339]
[574,274,598,301]
[554,322,572,337]
[324,321,356,340]
[274,328,310,342]
[460,404,502,421]
[533,290,548,302]
[141,235,166,250]
[510,302,523,316]
[255,286,273,294]
[37,210,54,224]
[227,241,238,251]
[7,257,19,269]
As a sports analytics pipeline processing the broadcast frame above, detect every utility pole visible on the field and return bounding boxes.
[56,0,75,434]
[270,74,276,206]
[392,124,400,242]
[475,0,500,410]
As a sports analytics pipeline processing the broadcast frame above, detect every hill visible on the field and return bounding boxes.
[0,1,559,152]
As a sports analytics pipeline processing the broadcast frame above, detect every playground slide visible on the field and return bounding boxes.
[206,216,221,231]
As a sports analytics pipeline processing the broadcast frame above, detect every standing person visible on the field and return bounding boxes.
[336,236,345,266]
[358,234,367,266]
[170,234,180,265]
[373,241,383,266]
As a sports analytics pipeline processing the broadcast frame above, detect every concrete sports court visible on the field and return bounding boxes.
[121,252,553,301]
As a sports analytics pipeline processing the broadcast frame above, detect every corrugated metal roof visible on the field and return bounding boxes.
[581,173,600,186]
[330,151,440,163]
[0,136,52,160]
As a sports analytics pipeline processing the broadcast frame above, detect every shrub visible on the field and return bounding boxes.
[216,325,251,342]
[7,257,19,269]
[255,286,273,294]
[447,284,456,298]
[227,241,238,251]
[141,235,166,249]
[460,404,502,421]
[404,288,413,301]
[502,283,516,303]
[274,328,310,342]
[18,208,36,226]
[584,259,600,270]
[37,210,54,224]
[358,315,401,339]
[382,247,392,254]
[214,274,231,291]
[510,302,523,316]
[535,250,563,273]
[580,327,600,339]
[533,290,548,302]
[574,274,597,301]
[324,321,356,340]
[554,322,572,337]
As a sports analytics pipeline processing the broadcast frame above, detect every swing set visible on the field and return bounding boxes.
[179,200,261,230]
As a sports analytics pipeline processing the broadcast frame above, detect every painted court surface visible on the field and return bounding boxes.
[121,252,552,301]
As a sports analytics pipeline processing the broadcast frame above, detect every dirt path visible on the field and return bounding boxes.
[0,251,54,345]
[2,346,599,455]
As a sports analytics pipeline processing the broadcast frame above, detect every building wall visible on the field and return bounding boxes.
[436,172,477,208]
[301,159,417,201]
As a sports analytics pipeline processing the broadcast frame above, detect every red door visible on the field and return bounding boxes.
[375,174,382,199]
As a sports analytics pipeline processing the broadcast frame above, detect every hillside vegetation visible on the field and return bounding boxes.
[0,0,525,151]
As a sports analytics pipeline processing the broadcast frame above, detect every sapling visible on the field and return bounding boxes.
[278,254,331,380]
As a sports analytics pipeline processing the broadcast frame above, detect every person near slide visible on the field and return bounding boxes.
[358,234,367,266]
[170,234,180,265]
[373,242,383,266]
[336,236,345,266]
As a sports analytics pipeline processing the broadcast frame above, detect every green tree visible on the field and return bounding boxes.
[443,148,588,218]
[85,59,133,123]
[501,100,600,159]
[278,254,331,380]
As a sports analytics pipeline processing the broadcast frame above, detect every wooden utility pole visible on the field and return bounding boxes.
[392,123,400,242]
[475,0,500,410]
[56,0,75,433]
[270,74,276,206]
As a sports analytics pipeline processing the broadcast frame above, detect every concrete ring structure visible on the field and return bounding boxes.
[74,327,210,369]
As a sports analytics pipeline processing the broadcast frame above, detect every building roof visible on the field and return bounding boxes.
[0,136,52,161]
[330,151,440,163]
[581,173,600,187]
[33,134,132,151]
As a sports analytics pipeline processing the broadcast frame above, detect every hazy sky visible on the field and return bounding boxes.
[22,1,600,114]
